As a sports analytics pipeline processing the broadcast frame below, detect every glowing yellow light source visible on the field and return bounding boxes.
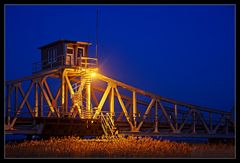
[91,72,96,77]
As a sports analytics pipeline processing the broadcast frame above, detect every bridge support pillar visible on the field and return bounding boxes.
[34,81,38,117]
[192,111,196,134]
[7,85,12,128]
[110,87,115,120]
[86,82,91,115]
[154,100,159,133]
[65,82,68,116]
[61,72,65,117]
[133,91,137,128]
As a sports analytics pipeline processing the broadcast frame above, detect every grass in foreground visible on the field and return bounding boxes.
[5,136,235,158]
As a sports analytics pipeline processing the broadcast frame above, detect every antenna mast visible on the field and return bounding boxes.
[96,7,99,60]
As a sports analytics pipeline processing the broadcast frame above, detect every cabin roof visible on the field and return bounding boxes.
[38,39,91,49]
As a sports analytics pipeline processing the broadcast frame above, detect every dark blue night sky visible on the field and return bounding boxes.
[5,5,235,112]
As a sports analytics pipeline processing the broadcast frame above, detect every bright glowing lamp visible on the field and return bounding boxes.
[91,72,96,77]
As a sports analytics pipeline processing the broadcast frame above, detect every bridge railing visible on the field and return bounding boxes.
[32,56,98,73]
[80,57,98,69]
[32,55,66,73]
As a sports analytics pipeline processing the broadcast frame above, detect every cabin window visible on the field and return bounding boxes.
[47,49,52,64]
[67,48,73,54]
[77,48,84,58]
[53,49,57,63]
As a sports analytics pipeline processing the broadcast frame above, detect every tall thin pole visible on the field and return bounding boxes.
[96,7,99,60]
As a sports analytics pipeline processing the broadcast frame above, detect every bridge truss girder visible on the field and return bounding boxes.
[5,67,234,137]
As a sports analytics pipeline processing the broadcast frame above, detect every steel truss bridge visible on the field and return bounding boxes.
[5,62,235,140]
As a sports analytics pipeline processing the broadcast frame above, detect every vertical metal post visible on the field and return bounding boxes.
[133,91,137,128]
[154,100,159,133]
[86,82,91,114]
[174,104,178,130]
[61,73,65,117]
[7,85,12,127]
[110,87,114,119]
[209,112,212,132]
[40,87,43,117]
[192,110,196,134]
[15,85,18,114]
[34,82,38,117]
[65,82,68,116]
[79,84,83,111]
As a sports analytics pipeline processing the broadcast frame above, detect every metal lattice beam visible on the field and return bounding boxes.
[5,67,234,138]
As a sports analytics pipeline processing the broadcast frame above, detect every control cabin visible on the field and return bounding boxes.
[34,40,92,72]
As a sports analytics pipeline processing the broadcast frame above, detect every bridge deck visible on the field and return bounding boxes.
[5,118,234,139]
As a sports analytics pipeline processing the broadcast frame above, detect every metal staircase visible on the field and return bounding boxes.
[100,112,118,137]
[72,80,85,106]
[71,73,92,118]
